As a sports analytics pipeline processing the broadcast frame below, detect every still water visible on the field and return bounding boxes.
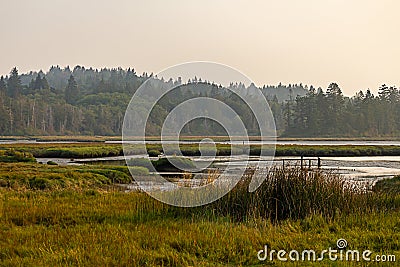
[3,139,400,146]
[36,155,400,183]
[5,139,398,190]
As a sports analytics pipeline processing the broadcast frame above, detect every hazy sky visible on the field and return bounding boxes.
[1,0,399,95]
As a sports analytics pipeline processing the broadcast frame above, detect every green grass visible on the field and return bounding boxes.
[374,176,400,195]
[4,142,400,159]
[0,163,142,191]
[1,189,399,266]
[0,149,36,163]
[0,161,399,266]
[128,157,195,172]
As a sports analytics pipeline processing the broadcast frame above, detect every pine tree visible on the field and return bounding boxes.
[65,75,79,104]
[41,76,50,90]
[378,84,389,100]
[7,67,22,98]
[0,76,6,95]
[326,83,344,134]
[34,74,43,90]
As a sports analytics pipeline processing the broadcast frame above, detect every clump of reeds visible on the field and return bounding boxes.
[209,166,382,222]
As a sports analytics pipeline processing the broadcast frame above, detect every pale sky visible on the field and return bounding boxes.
[0,0,399,95]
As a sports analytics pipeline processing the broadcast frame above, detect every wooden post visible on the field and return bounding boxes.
[318,157,321,169]
[301,156,303,169]
[282,159,285,169]
[309,159,311,169]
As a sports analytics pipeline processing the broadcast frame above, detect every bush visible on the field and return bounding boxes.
[127,156,196,172]
[147,149,161,157]
[152,157,196,172]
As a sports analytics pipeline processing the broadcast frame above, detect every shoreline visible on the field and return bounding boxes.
[3,135,400,143]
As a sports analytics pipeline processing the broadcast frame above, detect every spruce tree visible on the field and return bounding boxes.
[0,76,6,95]
[65,75,79,104]
[41,76,50,90]
[7,67,22,98]
[34,74,42,90]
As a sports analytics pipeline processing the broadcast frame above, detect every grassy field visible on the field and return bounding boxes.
[0,161,399,266]
[1,190,399,266]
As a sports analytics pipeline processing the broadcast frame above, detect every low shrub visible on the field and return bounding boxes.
[147,149,161,157]
[152,157,196,172]
[128,157,195,172]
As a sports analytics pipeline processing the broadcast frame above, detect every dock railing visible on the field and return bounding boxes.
[282,156,321,170]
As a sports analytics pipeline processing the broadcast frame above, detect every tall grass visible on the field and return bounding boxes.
[1,183,399,266]
[1,163,399,266]
[1,162,398,222]
[208,167,399,222]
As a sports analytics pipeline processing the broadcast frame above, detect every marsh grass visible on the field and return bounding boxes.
[1,187,399,266]
[0,163,144,191]
[0,149,36,163]
[209,167,399,222]
[374,176,400,195]
[4,142,400,159]
[128,157,196,173]
[0,162,399,266]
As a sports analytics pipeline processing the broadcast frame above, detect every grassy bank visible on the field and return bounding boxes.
[4,142,400,159]
[0,163,149,191]
[0,149,36,163]
[0,162,399,266]
[4,135,400,142]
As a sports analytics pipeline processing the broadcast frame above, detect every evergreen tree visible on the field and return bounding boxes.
[33,74,43,90]
[378,84,390,101]
[65,75,79,104]
[325,83,344,134]
[7,67,22,98]
[0,76,6,95]
[41,76,50,90]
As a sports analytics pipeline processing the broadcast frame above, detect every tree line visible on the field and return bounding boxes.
[0,66,398,137]
[283,83,400,137]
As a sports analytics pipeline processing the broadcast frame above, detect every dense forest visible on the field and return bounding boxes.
[0,66,398,137]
